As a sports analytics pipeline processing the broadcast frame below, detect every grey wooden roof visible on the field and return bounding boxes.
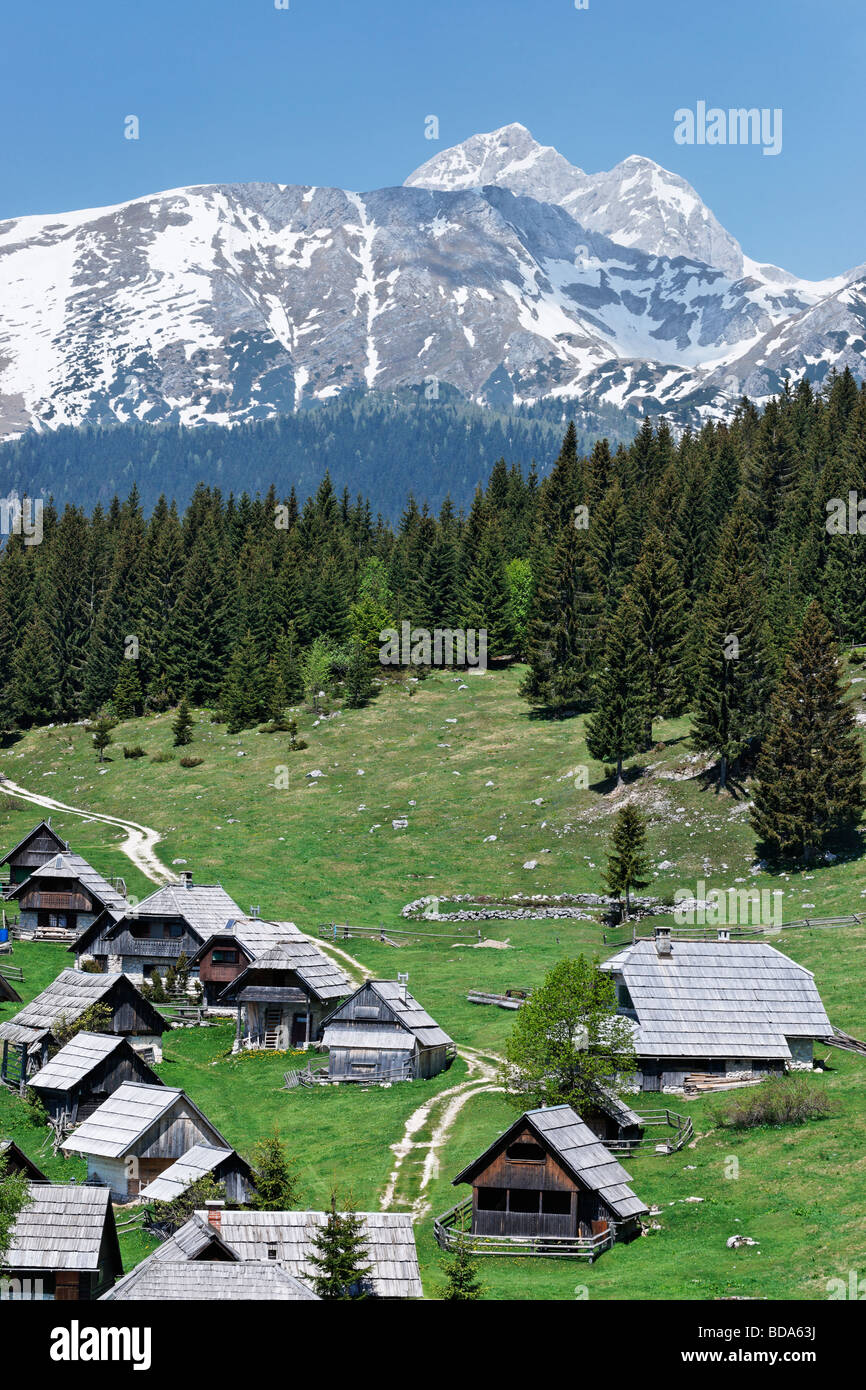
[453,1105,648,1220]
[220,936,352,1004]
[0,1139,48,1182]
[187,917,300,964]
[0,819,66,867]
[601,939,833,1059]
[100,1212,239,1299]
[126,882,243,935]
[321,1024,415,1051]
[8,851,127,917]
[137,1144,246,1202]
[0,968,165,1049]
[323,980,453,1049]
[62,1082,227,1160]
[29,1031,127,1094]
[4,1183,117,1272]
[196,1209,424,1299]
[103,1260,319,1300]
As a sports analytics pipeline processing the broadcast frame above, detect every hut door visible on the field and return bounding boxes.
[291,1013,309,1046]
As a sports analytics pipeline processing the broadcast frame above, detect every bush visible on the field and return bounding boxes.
[150,751,174,764]
[179,755,204,768]
[123,745,146,759]
[712,1073,835,1130]
[80,958,103,974]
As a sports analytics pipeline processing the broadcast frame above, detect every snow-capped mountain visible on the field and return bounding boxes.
[0,124,861,443]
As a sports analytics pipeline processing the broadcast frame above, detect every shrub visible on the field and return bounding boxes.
[179,755,204,768]
[712,1073,834,1130]
[80,958,103,974]
[123,745,146,759]
[150,751,174,764]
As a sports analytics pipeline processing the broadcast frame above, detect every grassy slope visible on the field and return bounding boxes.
[0,667,864,1298]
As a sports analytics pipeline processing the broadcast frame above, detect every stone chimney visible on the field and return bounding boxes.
[398,971,409,1002]
[249,905,260,919]
[717,927,731,942]
[205,1199,224,1230]
[654,925,672,957]
[179,871,193,888]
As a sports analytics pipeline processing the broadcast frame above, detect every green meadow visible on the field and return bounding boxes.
[1,666,865,1298]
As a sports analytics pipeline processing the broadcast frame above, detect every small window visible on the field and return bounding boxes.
[130,922,151,939]
[267,1246,278,1260]
[508,1189,540,1214]
[505,1142,546,1163]
[477,1187,507,1212]
[541,1191,571,1215]
[212,950,238,964]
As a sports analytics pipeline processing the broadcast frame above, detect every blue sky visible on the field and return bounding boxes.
[2,0,863,278]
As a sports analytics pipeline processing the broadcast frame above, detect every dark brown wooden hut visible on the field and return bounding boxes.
[28,1031,162,1123]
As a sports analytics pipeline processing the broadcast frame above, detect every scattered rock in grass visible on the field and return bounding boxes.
[523,860,538,869]
[726,1235,759,1249]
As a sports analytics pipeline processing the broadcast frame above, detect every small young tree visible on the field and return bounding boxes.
[604,804,651,917]
[249,1133,303,1211]
[307,1192,373,1300]
[344,641,373,709]
[91,712,115,763]
[175,950,190,994]
[502,956,636,1113]
[112,662,144,720]
[301,637,333,714]
[440,1234,483,1301]
[0,1157,30,1264]
[172,696,194,747]
[52,1002,112,1048]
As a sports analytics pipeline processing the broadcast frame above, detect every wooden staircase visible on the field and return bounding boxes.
[263,1007,282,1050]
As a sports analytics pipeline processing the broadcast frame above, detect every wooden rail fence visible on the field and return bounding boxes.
[433,1198,614,1260]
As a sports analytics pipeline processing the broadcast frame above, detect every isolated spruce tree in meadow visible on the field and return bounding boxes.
[172,696,194,747]
[344,640,373,708]
[112,660,143,719]
[691,503,771,789]
[307,1193,373,1300]
[440,1235,483,1301]
[249,1134,303,1211]
[751,602,865,864]
[604,804,651,917]
[91,712,115,763]
[502,956,636,1113]
[585,588,650,785]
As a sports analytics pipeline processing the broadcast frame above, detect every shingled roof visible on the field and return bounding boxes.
[196,1209,423,1299]
[4,1183,121,1273]
[62,1083,226,1160]
[220,936,353,1005]
[0,969,166,1049]
[321,980,453,1049]
[29,1031,127,1094]
[6,851,127,918]
[128,882,243,936]
[187,917,303,966]
[453,1105,648,1221]
[601,938,834,1060]
[104,1260,319,1300]
[137,1144,250,1203]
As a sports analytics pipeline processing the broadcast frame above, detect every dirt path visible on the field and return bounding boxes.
[380,1046,504,1217]
[0,776,176,886]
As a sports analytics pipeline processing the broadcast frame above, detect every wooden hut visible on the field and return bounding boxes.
[72,874,243,982]
[319,979,455,1082]
[218,936,352,1048]
[601,928,835,1091]
[0,1138,48,1182]
[62,1082,240,1202]
[0,969,168,1085]
[6,851,127,937]
[2,1184,122,1300]
[188,917,312,1007]
[445,1105,647,1252]
[0,819,68,897]
[138,1143,255,1206]
[0,971,21,1004]
[28,1031,162,1124]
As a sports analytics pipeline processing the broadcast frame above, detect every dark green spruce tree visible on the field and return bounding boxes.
[585,588,650,785]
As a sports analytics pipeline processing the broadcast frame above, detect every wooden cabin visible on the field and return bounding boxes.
[29,1031,162,1124]
[583,1085,645,1148]
[72,874,243,982]
[0,819,68,898]
[0,971,21,1004]
[219,936,352,1048]
[2,1184,122,1300]
[102,1213,319,1301]
[0,969,168,1085]
[6,851,127,938]
[450,1105,647,1247]
[319,979,454,1082]
[188,918,307,1007]
[138,1143,255,1207]
[601,929,835,1092]
[0,1138,48,1182]
[62,1082,239,1203]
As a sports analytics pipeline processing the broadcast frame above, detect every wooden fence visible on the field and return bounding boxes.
[604,1108,694,1154]
[433,1198,614,1260]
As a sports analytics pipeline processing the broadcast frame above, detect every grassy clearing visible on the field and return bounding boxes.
[0,668,864,1298]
